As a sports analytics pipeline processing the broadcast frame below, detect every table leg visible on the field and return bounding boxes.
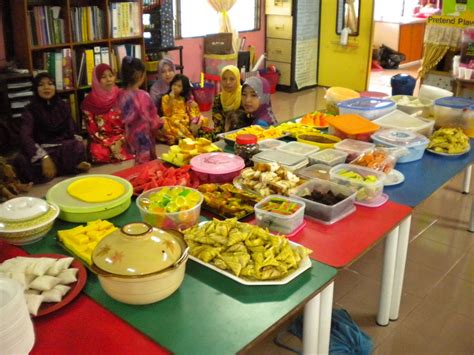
[469,197,474,233]
[376,226,399,326]
[389,216,411,320]
[303,281,334,355]
[463,165,472,194]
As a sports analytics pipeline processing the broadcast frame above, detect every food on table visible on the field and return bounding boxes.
[127,160,200,195]
[224,125,285,141]
[299,190,346,206]
[57,220,117,265]
[67,176,126,203]
[332,167,383,202]
[259,197,302,215]
[349,149,395,173]
[277,121,320,137]
[298,134,339,144]
[161,138,221,166]
[427,127,470,154]
[238,162,302,196]
[300,111,331,127]
[392,96,427,107]
[183,218,312,281]
[337,169,378,183]
[198,183,259,219]
[0,256,78,315]
[139,186,202,213]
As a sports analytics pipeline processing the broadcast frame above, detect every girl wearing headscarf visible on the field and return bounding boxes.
[149,57,176,115]
[13,72,90,184]
[241,76,277,127]
[81,64,133,163]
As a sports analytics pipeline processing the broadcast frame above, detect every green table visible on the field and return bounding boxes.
[24,204,337,355]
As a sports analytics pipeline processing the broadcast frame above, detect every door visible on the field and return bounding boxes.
[318,0,375,91]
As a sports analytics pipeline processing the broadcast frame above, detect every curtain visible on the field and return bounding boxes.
[345,0,358,34]
[208,0,239,53]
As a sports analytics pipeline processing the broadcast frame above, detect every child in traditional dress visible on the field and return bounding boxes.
[240,76,278,127]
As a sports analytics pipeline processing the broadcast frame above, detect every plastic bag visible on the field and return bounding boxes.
[349,147,408,174]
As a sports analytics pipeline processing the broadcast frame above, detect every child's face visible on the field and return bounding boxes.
[161,64,175,84]
[171,80,183,96]
[37,77,56,100]
[242,86,260,113]
[222,70,238,92]
[99,69,116,91]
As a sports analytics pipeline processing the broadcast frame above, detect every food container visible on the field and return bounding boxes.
[258,139,287,151]
[462,105,474,137]
[373,110,435,137]
[296,164,332,181]
[337,98,396,120]
[418,84,453,101]
[434,97,474,130]
[326,114,380,141]
[254,195,305,235]
[371,128,429,163]
[251,150,309,172]
[46,175,133,223]
[91,223,188,305]
[349,149,396,174]
[325,87,360,114]
[136,186,203,230]
[0,202,60,245]
[296,133,341,149]
[390,95,433,117]
[276,141,319,156]
[334,139,375,161]
[329,164,385,203]
[190,152,245,183]
[308,148,348,166]
[289,179,356,224]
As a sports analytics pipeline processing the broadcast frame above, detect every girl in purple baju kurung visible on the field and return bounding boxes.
[13,73,89,184]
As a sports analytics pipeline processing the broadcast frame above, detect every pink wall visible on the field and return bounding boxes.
[0,5,6,69]
[168,1,265,82]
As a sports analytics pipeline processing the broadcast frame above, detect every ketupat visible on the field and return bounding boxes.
[428,128,470,154]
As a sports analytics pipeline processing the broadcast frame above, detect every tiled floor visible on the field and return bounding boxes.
[23,76,474,354]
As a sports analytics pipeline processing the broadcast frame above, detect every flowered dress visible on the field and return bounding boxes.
[118,89,163,164]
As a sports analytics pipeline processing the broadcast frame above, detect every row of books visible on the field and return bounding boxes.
[71,6,106,43]
[32,49,74,91]
[28,6,65,46]
[110,2,141,39]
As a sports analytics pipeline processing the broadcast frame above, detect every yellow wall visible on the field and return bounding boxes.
[318,0,375,91]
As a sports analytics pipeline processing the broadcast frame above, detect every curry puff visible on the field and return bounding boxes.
[184,219,311,281]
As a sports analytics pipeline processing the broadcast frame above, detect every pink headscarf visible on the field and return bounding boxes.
[81,64,120,115]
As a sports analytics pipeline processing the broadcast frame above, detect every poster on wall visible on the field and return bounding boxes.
[443,0,474,15]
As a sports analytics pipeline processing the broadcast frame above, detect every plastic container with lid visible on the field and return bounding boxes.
[371,128,429,163]
[296,133,341,149]
[251,150,309,171]
[190,152,245,183]
[308,148,348,166]
[258,139,287,151]
[326,114,380,142]
[418,84,453,101]
[296,164,332,181]
[334,139,375,161]
[337,98,396,120]
[254,195,305,235]
[462,105,474,137]
[373,110,435,137]
[235,134,260,167]
[390,95,433,117]
[329,164,385,203]
[276,141,319,156]
[289,179,357,224]
[434,97,474,130]
[325,87,360,114]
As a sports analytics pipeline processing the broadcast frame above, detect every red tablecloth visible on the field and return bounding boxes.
[0,243,170,355]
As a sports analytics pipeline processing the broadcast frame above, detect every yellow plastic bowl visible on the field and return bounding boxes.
[296,133,341,150]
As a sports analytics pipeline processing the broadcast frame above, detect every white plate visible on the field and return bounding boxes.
[189,240,312,286]
[0,197,49,222]
[427,145,471,157]
[384,169,405,186]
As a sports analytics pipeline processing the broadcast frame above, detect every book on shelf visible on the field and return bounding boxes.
[32,50,74,90]
[28,6,65,46]
[112,44,142,72]
[85,49,95,86]
[94,46,102,66]
[110,2,141,39]
[75,46,115,86]
[54,52,63,90]
[71,6,105,42]
[63,48,74,90]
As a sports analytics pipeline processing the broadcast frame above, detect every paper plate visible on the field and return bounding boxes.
[384,169,405,186]
[0,197,49,222]
[427,145,470,157]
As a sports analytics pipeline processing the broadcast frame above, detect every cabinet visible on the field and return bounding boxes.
[0,73,34,122]
[265,0,320,92]
[10,0,145,130]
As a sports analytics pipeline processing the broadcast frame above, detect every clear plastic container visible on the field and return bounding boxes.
[462,105,474,137]
[334,139,375,161]
[329,164,385,203]
[337,98,396,120]
[296,133,341,149]
[326,114,380,141]
[371,128,429,163]
[258,139,287,151]
[254,195,305,235]
[289,179,356,224]
[296,164,332,180]
[308,148,348,166]
[190,152,245,183]
[389,96,433,117]
[276,142,319,156]
[434,97,474,129]
[251,150,309,171]
[373,110,435,137]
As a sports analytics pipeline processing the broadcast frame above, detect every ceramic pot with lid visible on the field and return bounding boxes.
[91,222,188,305]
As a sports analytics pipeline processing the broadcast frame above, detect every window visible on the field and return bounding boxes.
[174,0,260,39]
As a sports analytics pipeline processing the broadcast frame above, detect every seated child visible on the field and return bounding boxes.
[241,76,278,127]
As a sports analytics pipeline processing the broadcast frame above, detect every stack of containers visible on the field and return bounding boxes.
[308,148,348,166]
[326,114,380,142]
[252,150,309,172]
[337,98,396,120]
[371,128,430,163]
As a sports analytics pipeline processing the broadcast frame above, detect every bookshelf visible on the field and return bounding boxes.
[10,0,145,130]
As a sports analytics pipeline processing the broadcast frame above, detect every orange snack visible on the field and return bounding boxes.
[350,149,395,174]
